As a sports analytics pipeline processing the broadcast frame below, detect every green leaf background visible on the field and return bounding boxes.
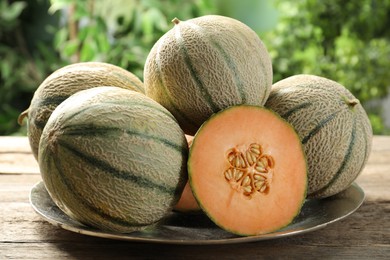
[1,0,389,135]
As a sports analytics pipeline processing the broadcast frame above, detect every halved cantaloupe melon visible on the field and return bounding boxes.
[174,135,202,212]
[174,181,201,213]
[188,105,307,236]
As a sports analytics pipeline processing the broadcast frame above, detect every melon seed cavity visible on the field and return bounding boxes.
[224,143,274,197]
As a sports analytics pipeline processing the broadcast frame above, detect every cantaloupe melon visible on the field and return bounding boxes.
[38,86,188,233]
[18,62,144,160]
[174,135,201,212]
[144,15,273,135]
[188,105,307,236]
[265,74,372,198]
[173,181,201,213]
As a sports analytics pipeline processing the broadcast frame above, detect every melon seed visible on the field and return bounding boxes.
[234,169,244,181]
[223,143,274,197]
[242,175,251,186]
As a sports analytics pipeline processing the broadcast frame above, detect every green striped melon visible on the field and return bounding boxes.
[38,86,188,233]
[265,74,372,198]
[18,62,144,160]
[144,15,273,135]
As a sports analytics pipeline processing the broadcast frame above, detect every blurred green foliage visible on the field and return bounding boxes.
[48,0,217,78]
[0,0,216,135]
[0,0,61,135]
[1,0,389,135]
[261,0,390,102]
[259,0,390,134]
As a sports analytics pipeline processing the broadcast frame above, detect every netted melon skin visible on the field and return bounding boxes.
[39,87,188,233]
[266,74,372,198]
[22,62,144,160]
[144,15,273,135]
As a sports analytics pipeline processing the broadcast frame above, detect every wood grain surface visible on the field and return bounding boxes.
[1,136,389,259]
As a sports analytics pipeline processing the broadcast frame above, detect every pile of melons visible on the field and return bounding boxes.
[20,15,372,236]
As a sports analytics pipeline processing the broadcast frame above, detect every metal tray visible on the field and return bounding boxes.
[30,181,365,245]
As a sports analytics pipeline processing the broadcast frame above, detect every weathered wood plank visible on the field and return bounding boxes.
[1,199,389,244]
[0,137,31,153]
[1,242,388,260]
[0,137,38,174]
[0,174,41,202]
[0,154,39,174]
[0,171,389,259]
[0,201,388,259]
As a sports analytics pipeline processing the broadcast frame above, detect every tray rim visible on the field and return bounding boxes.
[29,181,365,245]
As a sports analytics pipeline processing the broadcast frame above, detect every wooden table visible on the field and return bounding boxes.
[1,136,389,259]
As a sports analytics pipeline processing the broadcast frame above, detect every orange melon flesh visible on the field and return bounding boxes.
[174,181,201,212]
[174,135,202,212]
[184,134,194,146]
[188,105,307,236]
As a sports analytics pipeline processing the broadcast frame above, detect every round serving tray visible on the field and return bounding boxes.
[30,181,365,245]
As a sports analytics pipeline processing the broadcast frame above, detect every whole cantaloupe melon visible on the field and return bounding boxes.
[265,74,372,198]
[18,62,144,160]
[144,15,273,135]
[38,86,188,233]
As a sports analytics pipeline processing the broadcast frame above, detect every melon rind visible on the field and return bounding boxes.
[144,15,273,135]
[38,86,188,233]
[265,74,373,198]
[22,62,144,160]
